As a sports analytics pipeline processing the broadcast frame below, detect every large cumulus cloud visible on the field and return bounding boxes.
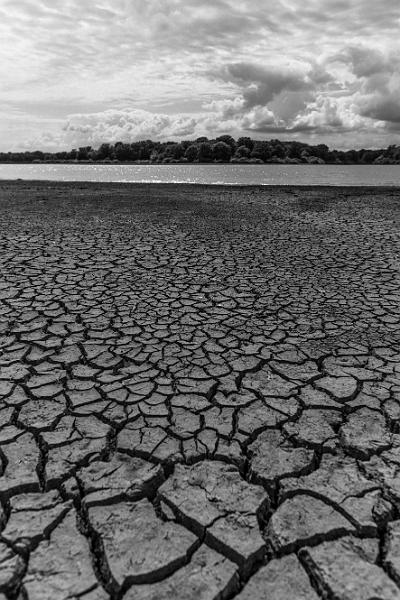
[202,46,400,139]
[62,109,200,146]
[1,0,400,149]
[330,46,400,128]
[214,62,332,108]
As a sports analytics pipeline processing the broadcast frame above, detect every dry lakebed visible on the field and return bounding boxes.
[0,181,400,599]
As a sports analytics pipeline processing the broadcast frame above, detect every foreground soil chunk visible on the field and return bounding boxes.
[0,432,40,496]
[158,460,269,574]
[267,495,356,552]
[279,453,390,533]
[0,542,25,597]
[339,407,392,458]
[1,491,71,548]
[124,545,239,600]
[384,520,400,585]
[87,498,199,590]
[315,375,358,400]
[77,452,164,505]
[236,554,319,600]
[300,536,400,600]
[41,415,111,486]
[363,444,400,511]
[249,429,315,492]
[23,510,105,600]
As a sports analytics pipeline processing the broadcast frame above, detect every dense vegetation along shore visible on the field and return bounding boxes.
[2,136,400,164]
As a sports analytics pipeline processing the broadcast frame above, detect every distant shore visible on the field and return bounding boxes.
[1,158,400,165]
[2,136,400,165]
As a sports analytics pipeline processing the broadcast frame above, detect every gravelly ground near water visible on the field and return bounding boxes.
[1,180,400,599]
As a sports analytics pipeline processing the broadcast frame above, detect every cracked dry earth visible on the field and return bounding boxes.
[1,181,400,600]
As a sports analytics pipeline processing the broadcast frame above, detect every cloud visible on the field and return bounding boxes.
[290,96,372,133]
[62,109,201,145]
[331,45,400,126]
[1,0,400,150]
[24,104,281,150]
[25,109,209,150]
[360,95,400,125]
[336,46,391,78]
[239,106,285,132]
[207,44,400,138]
[214,63,320,107]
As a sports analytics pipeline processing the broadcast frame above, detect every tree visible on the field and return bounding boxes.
[114,143,132,161]
[97,143,111,160]
[250,141,271,162]
[235,145,250,159]
[129,143,141,161]
[212,141,232,162]
[1,134,394,166]
[360,150,375,164]
[137,140,155,160]
[310,144,329,161]
[344,149,358,164]
[215,135,236,152]
[287,142,304,160]
[237,137,254,151]
[198,142,213,162]
[185,145,199,162]
[165,143,185,160]
[271,143,286,160]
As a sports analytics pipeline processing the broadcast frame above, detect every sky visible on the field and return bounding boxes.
[1,0,400,151]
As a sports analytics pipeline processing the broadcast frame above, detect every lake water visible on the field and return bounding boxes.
[1,163,400,186]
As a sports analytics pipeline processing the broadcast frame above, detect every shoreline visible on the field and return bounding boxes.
[2,161,400,165]
[1,179,400,193]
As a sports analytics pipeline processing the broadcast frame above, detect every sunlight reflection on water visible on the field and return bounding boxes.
[1,163,400,186]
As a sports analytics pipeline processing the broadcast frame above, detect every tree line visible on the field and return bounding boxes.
[1,136,400,164]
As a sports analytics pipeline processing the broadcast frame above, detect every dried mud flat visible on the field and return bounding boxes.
[1,180,400,599]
